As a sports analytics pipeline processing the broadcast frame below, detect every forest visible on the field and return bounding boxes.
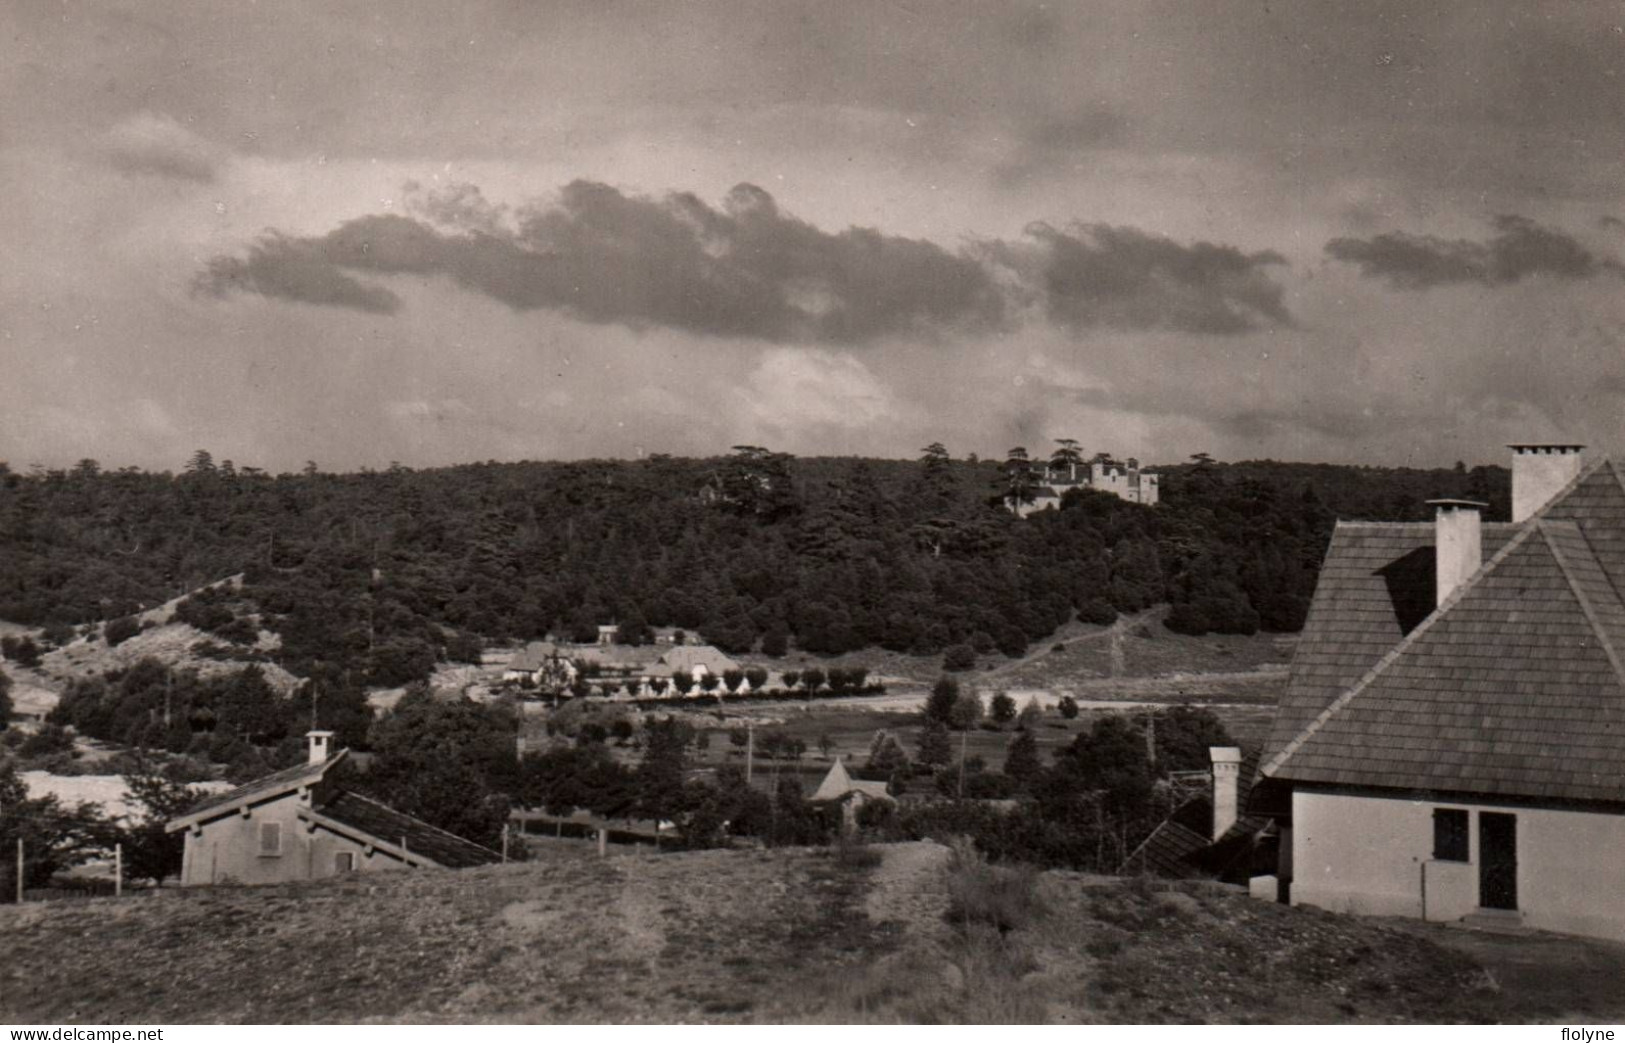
[0,447,1509,692]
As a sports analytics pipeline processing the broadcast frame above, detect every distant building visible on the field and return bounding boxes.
[1013,456,1160,517]
[1119,747,1273,883]
[1254,443,1625,942]
[166,731,500,887]
[810,758,894,832]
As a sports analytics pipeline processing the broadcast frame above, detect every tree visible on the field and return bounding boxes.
[1003,728,1041,784]
[1058,695,1080,719]
[801,668,825,695]
[120,751,206,885]
[1014,699,1041,731]
[864,731,910,780]
[1,761,115,901]
[2,636,42,668]
[722,668,745,694]
[1004,447,1039,509]
[916,718,952,771]
[948,690,983,731]
[780,670,801,691]
[924,676,959,724]
[0,667,10,728]
[672,669,695,696]
[361,690,517,848]
[1050,438,1083,477]
[744,666,768,691]
[990,691,1017,724]
[942,643,976,671]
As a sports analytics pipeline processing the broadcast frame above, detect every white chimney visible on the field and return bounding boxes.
[1210,746,1242,842]
[1509,443,1584,523]
[1427,499,1486,607]
[307,730,335,766]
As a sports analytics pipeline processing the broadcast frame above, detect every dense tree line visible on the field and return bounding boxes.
[0,451,1509,688]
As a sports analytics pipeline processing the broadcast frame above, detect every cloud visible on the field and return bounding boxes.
[103,113,220,183]
[992,106,1131,187]
[196,233,402,314]
[1326,215,1625,290]
[196,180,1005,343]
[198,179,1296,340]
[991,223,1292,335]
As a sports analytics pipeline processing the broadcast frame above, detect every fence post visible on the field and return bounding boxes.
[15,837,22,904]
[597,828,607,858]
[115,842,123,898]
[501,824,509,863]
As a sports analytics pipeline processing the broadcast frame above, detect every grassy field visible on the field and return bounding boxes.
[3,842,1620,1024]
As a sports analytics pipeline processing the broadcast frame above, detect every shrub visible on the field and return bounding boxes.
[944,837,1042,933]
[103,616,142,647]
[1058,695,1080,719]
[942,643,977,671]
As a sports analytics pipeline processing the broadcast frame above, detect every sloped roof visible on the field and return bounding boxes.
[1260,521,1518,762]
[301,791,502,869]
[1265,459,1625,803]
[167,750,348,831]
[657,645,739,674]
[810,758,893,803]
[507,641,560,671]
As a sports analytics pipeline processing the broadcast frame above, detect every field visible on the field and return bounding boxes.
[3,842,1621,1024]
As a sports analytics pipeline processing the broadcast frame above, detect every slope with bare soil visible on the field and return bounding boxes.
[6,841,1621,1024]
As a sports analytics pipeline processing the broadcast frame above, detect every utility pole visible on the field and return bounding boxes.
[958,729,968,799]
[164,668,173,729]
[15,837,23,904]
[115,843,123,898]
[501,824,509,863]
[745,720,754,785]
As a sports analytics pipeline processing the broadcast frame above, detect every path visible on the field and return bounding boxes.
[865,841,953,946]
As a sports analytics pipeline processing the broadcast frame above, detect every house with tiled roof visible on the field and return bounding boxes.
[1254,443,1625,940]
[1120,748,1274,882]
[167,731,501,887]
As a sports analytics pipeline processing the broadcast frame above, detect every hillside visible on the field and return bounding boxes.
[1,841,1612,1024]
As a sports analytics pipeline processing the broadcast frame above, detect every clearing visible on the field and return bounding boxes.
[2,842,1619,1024]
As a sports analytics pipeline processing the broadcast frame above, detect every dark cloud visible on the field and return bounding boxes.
[993,223,1292,335]
[199,180,1295,339]
[1326,215,1625,290]
[196,181,1005,343]
[196,234,401,315]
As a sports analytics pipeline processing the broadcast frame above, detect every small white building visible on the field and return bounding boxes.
[1256,444,1625,941]
[166,732,500,886]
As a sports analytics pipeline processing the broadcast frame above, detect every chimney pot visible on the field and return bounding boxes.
[307,730,335,766]
[1427,499,1486,607]
[1508,443,1585,523]
[1210,746,1242,842]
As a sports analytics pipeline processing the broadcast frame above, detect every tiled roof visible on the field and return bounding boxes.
[810,758,894,803]
[1266,459,1625,803]
[305,791,502,869]
[168,751,347,830]
[1260,521,1518,764]
[657,645,739,674]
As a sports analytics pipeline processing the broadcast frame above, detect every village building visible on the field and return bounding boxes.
[166,731,501,887]
[810,757,895,832]
[1014,457,1160,518]
[1120,747,1274,882]
[1253,443,1625,941]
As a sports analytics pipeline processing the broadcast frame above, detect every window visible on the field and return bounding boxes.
[334,852,355,873]
[1433,808,1469,862]
[258,821,282,857]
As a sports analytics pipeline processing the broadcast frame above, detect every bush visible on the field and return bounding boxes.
[1057,695,1080,719]
[944,837,1042,933]
[103,616,141,647]
[943,643,977,672]
[1076,599,1118,626]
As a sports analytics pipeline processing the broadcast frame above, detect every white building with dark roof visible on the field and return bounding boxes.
[1255,444,1625,940]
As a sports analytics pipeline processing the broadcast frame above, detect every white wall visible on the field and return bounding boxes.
[180,792,411,886]
[1291,789,1625,941]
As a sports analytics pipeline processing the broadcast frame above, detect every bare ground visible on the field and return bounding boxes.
[4,842,1622,1024]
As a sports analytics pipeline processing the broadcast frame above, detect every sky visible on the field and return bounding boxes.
[3,0,1625,473]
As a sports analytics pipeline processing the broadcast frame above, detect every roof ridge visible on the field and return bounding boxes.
[1540,520,1625,690]
[1262,519,1543,779]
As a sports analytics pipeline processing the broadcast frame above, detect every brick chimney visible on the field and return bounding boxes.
[1210,746,1242,841]
[1509,443,1584,523]
[307,730,335,766]
[1427,499,1486,607]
